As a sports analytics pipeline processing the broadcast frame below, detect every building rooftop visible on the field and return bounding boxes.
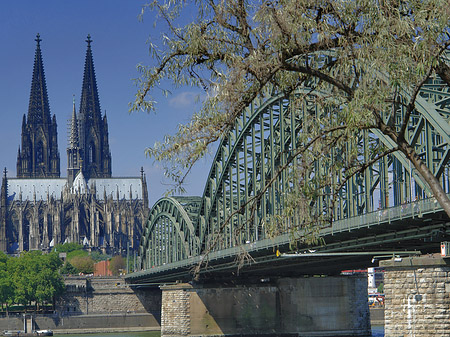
[6,176,143,201]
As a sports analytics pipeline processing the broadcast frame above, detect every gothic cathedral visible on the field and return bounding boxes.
[0,35,149,254]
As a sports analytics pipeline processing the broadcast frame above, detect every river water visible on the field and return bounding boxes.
[372,325,385,336]
[54,326,385,336]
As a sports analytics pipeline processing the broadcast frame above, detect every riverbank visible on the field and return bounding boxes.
[53,326,158,335]
[0,313,160,334]
[53,333,160,337]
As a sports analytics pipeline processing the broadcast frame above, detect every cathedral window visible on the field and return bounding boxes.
[89,143,95,163]
[36,141,44,164]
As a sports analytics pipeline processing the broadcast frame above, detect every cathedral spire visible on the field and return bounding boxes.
[28,33,51,125]
[79,34,101,124]
[67,95,82,185]
[69,95,79,147]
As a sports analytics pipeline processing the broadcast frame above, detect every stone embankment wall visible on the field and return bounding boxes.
[161,276,370,337]
[59,276,161,315]
[0,276,162,333]
[0,313,158,334]
[381,255,450,337]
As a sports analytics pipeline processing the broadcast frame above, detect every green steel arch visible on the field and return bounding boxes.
[139,196,202,269]
[140,52,450,268]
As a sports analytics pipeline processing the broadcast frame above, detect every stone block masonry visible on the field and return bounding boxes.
[161,283,191,336]
[59,276,161,316]
[381,255,450,337]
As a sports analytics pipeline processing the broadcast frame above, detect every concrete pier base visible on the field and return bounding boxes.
[160,276,371,337]
[381,255,450,337]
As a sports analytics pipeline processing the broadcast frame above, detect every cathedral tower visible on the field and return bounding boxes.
[17,34,60,178]
[78,35,111,179]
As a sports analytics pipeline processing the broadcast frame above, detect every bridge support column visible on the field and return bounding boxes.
[160,276,370,336]
[381,255,450,336]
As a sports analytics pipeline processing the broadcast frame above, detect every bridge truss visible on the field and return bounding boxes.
[137,52,450,275]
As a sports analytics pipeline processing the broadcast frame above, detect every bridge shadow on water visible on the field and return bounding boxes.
[371,325,384,337]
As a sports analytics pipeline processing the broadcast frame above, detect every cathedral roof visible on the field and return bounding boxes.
[7,178,66,201]
[90,178,143,200]
[6,177,143,201]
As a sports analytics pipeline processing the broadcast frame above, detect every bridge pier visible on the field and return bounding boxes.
[160,275,370,336]
[381,255,450,337]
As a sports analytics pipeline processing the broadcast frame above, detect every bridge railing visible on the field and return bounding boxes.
[328,197,441,235]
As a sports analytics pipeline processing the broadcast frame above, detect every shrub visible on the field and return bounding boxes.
[69,256,94,274]
[108,256,126,276]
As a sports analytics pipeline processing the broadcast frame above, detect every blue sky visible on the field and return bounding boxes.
[0,1,212,205]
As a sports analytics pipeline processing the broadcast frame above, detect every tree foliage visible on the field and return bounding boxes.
[0,252,13,309]
[69,256,94,274]
[90,251,111,262]
[108,255,126,275]
[1,251,64,310]
[54,242,83,253]
[133,0,450,233]
[66,249,89,261]
[60,261,78,275]
[54,242,90,260]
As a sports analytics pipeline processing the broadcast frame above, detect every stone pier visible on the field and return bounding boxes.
[160,275,371,337]
[381,255,450,337]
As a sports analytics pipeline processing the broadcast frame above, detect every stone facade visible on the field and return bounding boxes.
[160,276,371,337]
[382,255,450,337]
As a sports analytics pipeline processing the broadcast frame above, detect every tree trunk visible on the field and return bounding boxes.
[436,62,450,87]
[399,141,450,218]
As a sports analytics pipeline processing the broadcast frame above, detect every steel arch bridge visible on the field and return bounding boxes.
[134,52,450,281]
